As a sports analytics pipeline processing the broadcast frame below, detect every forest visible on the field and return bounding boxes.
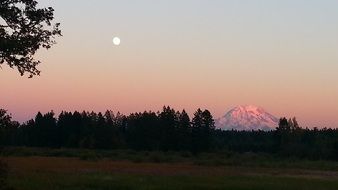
[1,106,338,160]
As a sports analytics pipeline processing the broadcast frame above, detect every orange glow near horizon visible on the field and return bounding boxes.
[1,1,338,128]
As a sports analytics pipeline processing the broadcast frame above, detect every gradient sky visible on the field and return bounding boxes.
[1,0,338,128]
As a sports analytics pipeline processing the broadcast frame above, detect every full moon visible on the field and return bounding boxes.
[113,37,121,46]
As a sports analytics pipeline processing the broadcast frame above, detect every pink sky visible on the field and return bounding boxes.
[1,0,338,128]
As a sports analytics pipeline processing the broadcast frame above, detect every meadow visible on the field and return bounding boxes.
[1,147,338,190]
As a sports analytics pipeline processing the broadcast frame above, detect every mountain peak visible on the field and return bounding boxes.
[216,105,278,131]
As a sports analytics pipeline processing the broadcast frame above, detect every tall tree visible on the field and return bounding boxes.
[191,109,215,153]
[177,109,191,150]
[0,0,61,77]
[0,109,12,190]
[201,109,215,151]
[0,109,19,146]
[158,106,179,150]
[34,111,57,147]
[126,111,160,151]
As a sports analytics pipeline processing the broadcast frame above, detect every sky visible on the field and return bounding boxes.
[1,0,338,128]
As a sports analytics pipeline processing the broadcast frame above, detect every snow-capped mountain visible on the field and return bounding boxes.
[216,105,278,131]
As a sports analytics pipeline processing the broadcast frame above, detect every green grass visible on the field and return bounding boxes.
[8,172,338,190]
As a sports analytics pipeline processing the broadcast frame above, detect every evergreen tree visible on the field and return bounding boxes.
[158,106,179,150]
[177,109,191,150]
[191,108,204,152]
[33,111,58,147]
[201,109,215,150]
[191,109,215,153]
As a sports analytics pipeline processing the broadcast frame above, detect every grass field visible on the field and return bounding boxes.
[1,148,338,190]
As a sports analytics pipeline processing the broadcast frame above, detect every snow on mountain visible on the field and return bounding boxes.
[216,105,278,131]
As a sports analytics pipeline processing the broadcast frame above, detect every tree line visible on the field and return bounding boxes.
[1,107,338,160]
[0,107,215,153]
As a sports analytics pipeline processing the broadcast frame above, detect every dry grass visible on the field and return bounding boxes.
[4,156,338,179]
[2,156,338,190]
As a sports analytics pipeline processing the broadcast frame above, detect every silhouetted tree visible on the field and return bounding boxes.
[58,111,83,148]
[113,111,127,148]
[158,106,179,150]
[103,110,120,148]
[126,111,160,150]
[1,108,338,160]
[0,109,19,145]
[201,109,215,149]
[0,0,61,77]
[33,111,58,147]
[277,117,289,132]
[0,109,12,190]
[191,109,215,153]
[1,1,61,187]
[177,109,191,150]
[275,117,290,153]
[0,109,11,127]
